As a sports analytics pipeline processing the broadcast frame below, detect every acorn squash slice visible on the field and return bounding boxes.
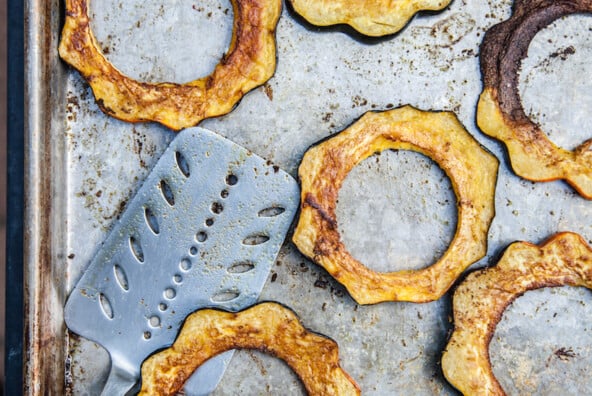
[442,232,592,396]
[477,0,592,198]
[293,106,499,304]
[59,0,281,130]
[139,302,361,395]
[289,0,451,37]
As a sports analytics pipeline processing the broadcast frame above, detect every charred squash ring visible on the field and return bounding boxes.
[292,106,499,304]
[138,302,360,395]
[478,0,592,198]
[58,0,281,131]
[441,232,592,396]
[289,0,451,37]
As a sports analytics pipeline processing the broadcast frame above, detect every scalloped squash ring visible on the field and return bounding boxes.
[289,0,451,37]
[478,0,592,198]
[293,106,499,304]
[442,232,592,396]
[139,302,361,395]
[58,0,281,131]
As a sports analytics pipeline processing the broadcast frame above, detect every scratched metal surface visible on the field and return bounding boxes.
[56,0,592,394]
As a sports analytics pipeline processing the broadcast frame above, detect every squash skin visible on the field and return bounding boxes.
[289,0,451,37]
[138,302,360,396]
[441,232,592,396]
[292,106,499,304]
[58,0,281,131]
[477,0,592,198]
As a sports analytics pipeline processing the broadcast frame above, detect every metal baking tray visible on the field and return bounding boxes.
[24,0,592,394]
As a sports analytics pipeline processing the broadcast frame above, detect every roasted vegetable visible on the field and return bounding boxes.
[292,106,498,304]
[477,0,592,198]
[289,0,451,36]
[139,302,360,395]
[59,0,281,130]
[442,232,592,396]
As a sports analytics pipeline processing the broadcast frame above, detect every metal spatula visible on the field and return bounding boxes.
[64,127,299,395]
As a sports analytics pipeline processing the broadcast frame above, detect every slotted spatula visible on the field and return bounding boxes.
[65,127,299,395]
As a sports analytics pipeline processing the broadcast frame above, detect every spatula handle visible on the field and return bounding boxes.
[100,363,138,396]
[181,350,235,395]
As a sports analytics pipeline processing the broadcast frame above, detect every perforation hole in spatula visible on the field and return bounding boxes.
[226,173,238,186]
[211,289,240,303]
[159,179,175,206]
[175,151,191,177]
[149,315,161,328]
[164,287,176,300]
[196,231,208,243]
[144,207,160,235]
[243,234,270,245]
[99,293,114,319]
[258,206,286,217]
[173,274,183,284]
[227,261,255,274]
[211,201,224,214]
[179,258,192,271]
[129,236,145,263]
[113,264,129,291]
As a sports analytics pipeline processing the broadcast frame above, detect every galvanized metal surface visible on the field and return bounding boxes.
[25,0,592,394]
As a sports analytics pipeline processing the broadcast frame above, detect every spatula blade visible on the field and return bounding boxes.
[65,127,300,394]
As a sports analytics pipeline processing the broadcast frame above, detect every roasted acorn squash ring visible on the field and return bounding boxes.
[477,0,592,198]
[58,0,281,131]
[292,106,499,304]
[289,0,451,37]
[138,302,361,395]
[442,232,592,396]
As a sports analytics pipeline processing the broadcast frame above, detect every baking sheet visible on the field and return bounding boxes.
[28,0,592,394]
